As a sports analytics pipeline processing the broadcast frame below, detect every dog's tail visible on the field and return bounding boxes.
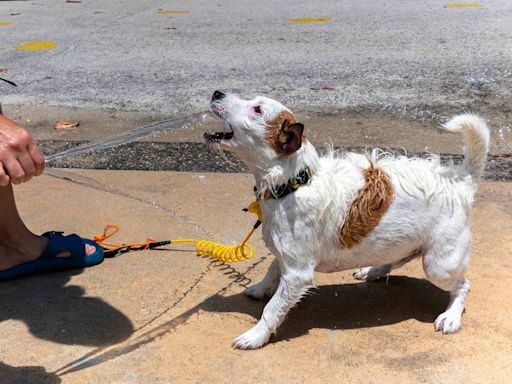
[442,113,490,179]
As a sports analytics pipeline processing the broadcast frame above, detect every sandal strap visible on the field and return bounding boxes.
[39,232,86,261]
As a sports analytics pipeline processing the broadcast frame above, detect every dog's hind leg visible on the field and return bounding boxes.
[245,258,281,300]
[353,249,423,281]
[423,227,471,334]
[233,266,314,349]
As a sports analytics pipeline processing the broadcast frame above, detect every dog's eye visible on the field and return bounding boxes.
[253,106,262,115]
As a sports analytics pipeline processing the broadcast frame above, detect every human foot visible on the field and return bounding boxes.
[0,234,96,271]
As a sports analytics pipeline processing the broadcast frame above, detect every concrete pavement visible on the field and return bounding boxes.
[0,169,511,383]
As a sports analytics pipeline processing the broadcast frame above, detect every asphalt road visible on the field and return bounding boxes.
[1,0,511,161]
[1,0,511,115]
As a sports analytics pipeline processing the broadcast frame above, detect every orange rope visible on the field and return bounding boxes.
[93,225,156,253]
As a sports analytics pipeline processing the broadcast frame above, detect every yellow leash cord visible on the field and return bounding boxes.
[94,201,262,263]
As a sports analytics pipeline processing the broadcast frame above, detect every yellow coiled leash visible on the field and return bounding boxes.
[95,201,263,263]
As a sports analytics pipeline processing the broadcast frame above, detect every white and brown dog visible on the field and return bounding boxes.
[205,90,489,349]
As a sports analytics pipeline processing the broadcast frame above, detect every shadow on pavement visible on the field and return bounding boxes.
[55,275,449,375]
[202,275,449,343]
[0,362,61,384]
[0,269,134,347]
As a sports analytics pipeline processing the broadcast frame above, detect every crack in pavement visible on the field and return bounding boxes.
[53,256,267,377]
[45,168,266,376]
[46,168,214,238]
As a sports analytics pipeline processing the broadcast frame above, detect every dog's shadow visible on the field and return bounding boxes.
[50,275,450,375]
[201,276,449,343]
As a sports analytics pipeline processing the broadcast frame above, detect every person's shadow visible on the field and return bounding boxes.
[0,362,61,384]
[0,269,133,381]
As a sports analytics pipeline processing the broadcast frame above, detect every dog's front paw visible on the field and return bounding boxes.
[233,324,270,350]
[434,311,461,334]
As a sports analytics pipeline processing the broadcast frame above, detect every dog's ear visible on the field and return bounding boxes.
[278,121,304,154]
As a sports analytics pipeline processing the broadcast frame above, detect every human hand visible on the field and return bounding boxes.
[0,115,44,186]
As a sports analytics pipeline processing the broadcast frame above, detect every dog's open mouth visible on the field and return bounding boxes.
[204,126,234,142]
[206,100,234,143]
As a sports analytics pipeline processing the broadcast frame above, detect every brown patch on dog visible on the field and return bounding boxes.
[266,111,307,154]
[268,110,297,127]
[339,162,394,249]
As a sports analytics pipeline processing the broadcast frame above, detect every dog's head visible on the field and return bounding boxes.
[205,91,305,164]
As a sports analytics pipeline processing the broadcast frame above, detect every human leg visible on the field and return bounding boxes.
[0,184,95,271]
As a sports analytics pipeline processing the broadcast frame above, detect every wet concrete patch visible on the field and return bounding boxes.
[40,140,512,181]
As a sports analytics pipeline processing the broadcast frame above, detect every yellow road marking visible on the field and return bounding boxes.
[444,4,484,8]
[0,22,13,26]
[15,41,57,51]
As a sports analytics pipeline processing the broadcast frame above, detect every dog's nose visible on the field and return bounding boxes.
[212,90,226,101]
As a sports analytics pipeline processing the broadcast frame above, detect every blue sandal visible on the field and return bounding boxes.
[0,231,104,282]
